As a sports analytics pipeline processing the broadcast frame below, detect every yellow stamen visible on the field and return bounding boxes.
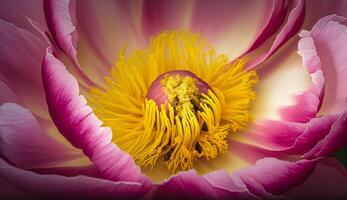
[87,31,258,173]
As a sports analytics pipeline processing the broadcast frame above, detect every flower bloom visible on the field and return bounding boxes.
[1,0,347,199]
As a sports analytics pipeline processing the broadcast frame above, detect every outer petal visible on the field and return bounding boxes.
[286,158,347,199]
[0,158,149,199]
[0,80,19,105]
[0,19,48,119]
[0,103,83,169]
[233,158,316,197]
[154,170,257,200]
[42,50,148,184]
[155,158,317,199]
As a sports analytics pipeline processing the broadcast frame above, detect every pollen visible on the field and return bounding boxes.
[87,31,258,173]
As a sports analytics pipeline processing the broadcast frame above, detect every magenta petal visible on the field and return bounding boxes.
[234,158,316,197]
[242,0,287,55]
[245,0,305,70]
[155,170,257,200]
[42,51,147,183]
[286,158,347,199]
[0,103,83,169]
[0,80,19,105]
[0,159,150,199]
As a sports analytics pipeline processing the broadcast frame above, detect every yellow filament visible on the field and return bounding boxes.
[87,31,258,173]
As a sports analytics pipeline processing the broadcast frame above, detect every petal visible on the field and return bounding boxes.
[0,19,49,119]
[189,0,285,60]
[0,0,47,37]
[0,103,83,169]
[44,0,99,88]
[154,170,257,200]
[308,15,347,115]
[0,158,150,199]
[286,158,347,199]
[233,158,317,197]
[0,80,19,104]
[245,0,305,69]
[42,51,147,183]
[278,30,325,123]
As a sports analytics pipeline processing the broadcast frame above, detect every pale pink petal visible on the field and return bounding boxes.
[0,19,49,120]
[245,0,305,69]
[76,0,145,87]
[189,0,285,60]
[42,51,147,183]
[308,15,347,115]
[0,159,150,199]
[278,30,325,123]
[0,103,83,169]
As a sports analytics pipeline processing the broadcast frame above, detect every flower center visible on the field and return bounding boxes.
[87,31,259,174]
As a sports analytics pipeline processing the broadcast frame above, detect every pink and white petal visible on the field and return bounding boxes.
[233,158,317,197]
[42,51,147,183]
[0,0,47,37]
[285,158,347,199]
[190,0,284,60]
[0,103,84,169]
[278,30,325,123]
[245,0,305,70]
[154,170,257,200]
[0,159,150,199]
[0,19,49,120]
[308,15,347,116]
[76,0,145,86]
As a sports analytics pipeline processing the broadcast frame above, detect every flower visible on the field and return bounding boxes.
[1,0,347,199]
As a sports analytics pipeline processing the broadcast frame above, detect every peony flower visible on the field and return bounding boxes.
[1,0,347,199]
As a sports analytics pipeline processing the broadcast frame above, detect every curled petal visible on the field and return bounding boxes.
[42,51,148,184]
[245,0,305,70]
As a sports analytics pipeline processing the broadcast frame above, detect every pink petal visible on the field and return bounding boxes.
[233,158,316,197]
[242,0,287,55]
[0,158,150,199]
[155,158,318,199]
[245,0,305,70]
[0,0,47,37]
[44,0,99,89]
[308,15,347,115]
[155,170,257,199]
[189,0,285,60]
[286,158,347,199]
[0,103,83,169]
[0,19,48,119]
[42,51,147,183]
[0,80,19,105]
[278,30,325,123]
